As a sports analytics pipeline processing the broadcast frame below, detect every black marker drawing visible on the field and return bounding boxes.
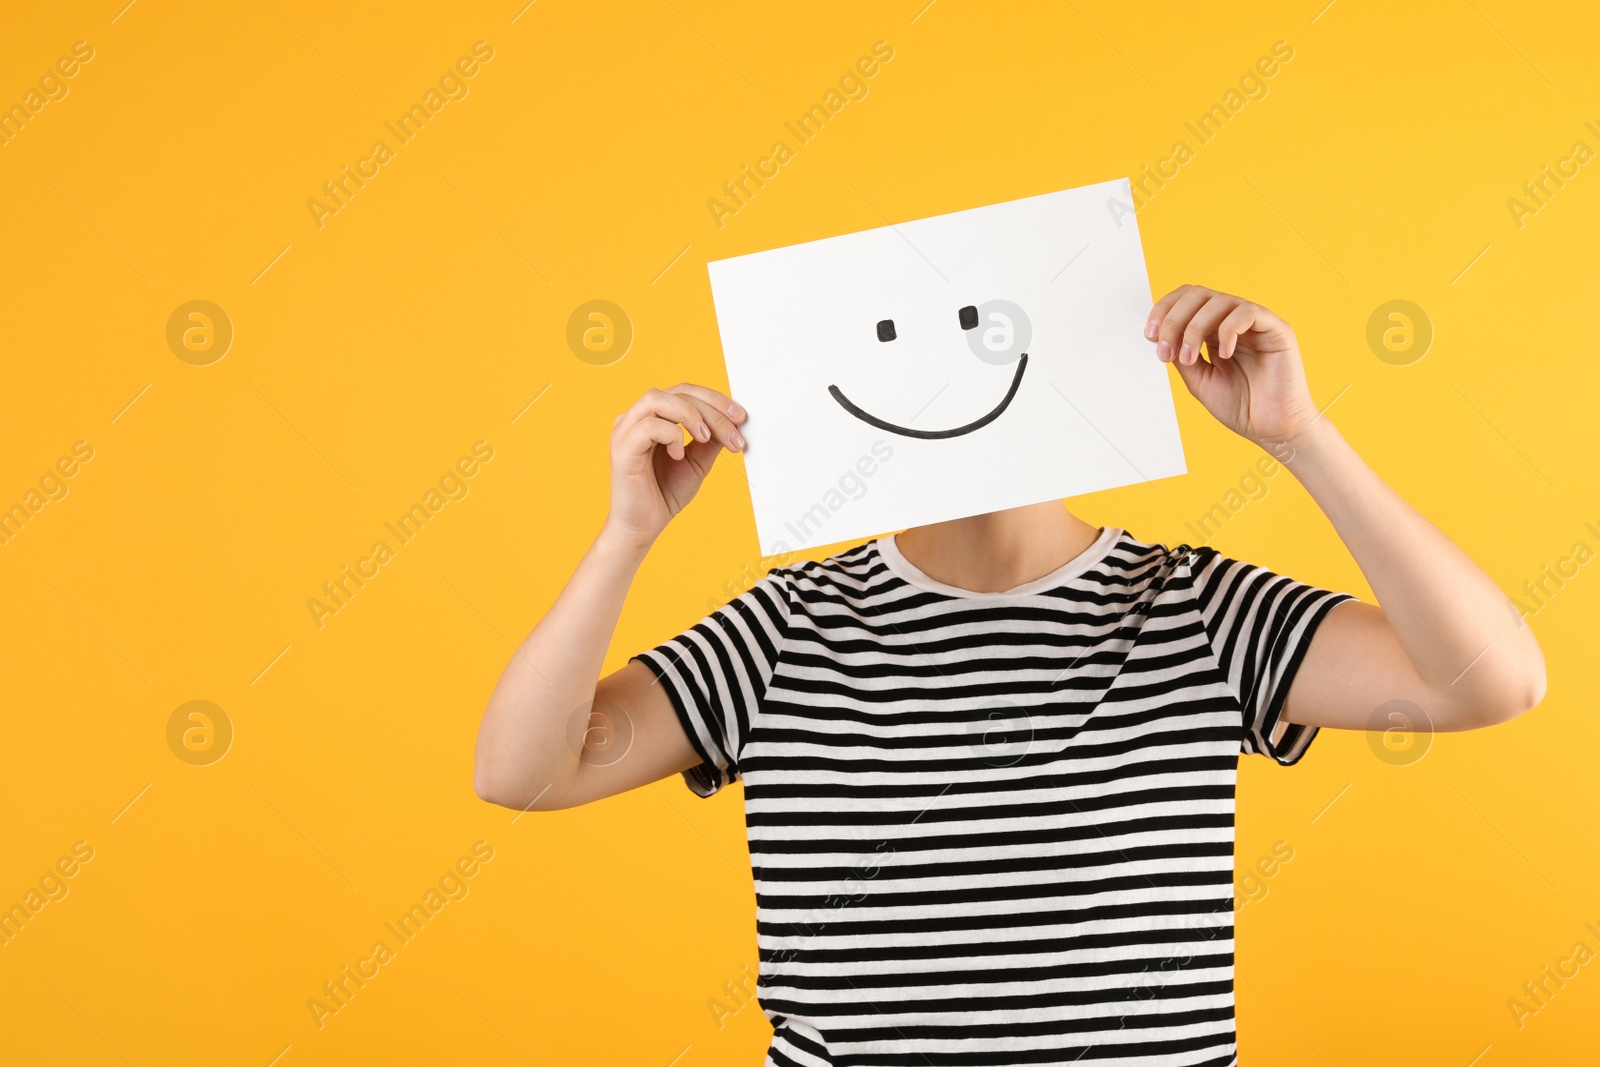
[829,354,1028,440]
[828,301,1031,440]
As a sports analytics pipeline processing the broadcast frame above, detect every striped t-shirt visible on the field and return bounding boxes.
[635,526,1355,1067]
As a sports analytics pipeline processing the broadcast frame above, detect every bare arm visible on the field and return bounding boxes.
[1149,285,1546,732]
[473,384,748,811]
[1269,417,1542,731]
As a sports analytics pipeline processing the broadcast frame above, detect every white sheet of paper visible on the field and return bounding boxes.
[707,177,1187,556]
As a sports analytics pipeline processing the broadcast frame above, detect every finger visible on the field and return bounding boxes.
[1181,295,1241,365]
[679,436,727,480]
[669,390,745,453]
[1215,303,1263,359]
[1145,285,1195,340]
[616,389,710,444]
[618,415,686,464]
[1155,287,1214,363]
[668,383,746,424]
[653,388,713,443]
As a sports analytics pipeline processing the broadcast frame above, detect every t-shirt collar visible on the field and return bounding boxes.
[875,525,1122,598]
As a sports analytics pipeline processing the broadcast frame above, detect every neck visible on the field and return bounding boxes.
[893,502,1102,593]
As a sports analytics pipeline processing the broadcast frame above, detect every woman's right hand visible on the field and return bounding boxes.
[603,383,747,552]
[478,383,745,813]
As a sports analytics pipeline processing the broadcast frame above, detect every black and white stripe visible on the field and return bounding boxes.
[637,528,1354,1066]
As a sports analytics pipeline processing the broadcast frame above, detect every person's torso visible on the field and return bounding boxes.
[745,531,1246,1067]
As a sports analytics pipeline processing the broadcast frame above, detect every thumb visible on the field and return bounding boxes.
[1170,351,1210,396]
[679,437,727,484]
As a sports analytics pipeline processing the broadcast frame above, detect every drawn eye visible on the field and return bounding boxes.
[876,319,896,342]
[959,305,979,330]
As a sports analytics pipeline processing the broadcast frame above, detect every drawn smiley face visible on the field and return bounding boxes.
[827,299,1033,439]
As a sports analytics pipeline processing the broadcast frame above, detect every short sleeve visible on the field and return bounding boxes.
[631,573,792,797]
[1184,546,1357,765]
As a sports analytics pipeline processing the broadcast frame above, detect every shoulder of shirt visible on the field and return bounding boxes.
[1097,533,1239,602]
[767,539,882,590]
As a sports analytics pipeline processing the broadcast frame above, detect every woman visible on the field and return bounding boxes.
[474,285,1545,1066]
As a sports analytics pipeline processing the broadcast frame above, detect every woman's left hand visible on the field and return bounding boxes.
[1146,285,1320,447]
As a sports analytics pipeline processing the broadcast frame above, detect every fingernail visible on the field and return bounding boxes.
[731,430,745,451]
[728,402,745,421]
[1179,343,1193,364]
[699,423,710,441]
[1145,320,1157,341]
[1157,340,1172,362]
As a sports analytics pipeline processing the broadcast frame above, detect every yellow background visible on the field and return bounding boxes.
[3,0,1597,1063]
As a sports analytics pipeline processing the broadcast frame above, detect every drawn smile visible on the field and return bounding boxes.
[827,352,1029,440]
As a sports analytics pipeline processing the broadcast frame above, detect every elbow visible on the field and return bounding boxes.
[471,739,502,806]
[1500,648,1550,723]
[1503,662,1548,722]
[1463,690,1540,729]
[473,776,556,813]
[473,760,561,813]
[472,768,508,808]
[471,763,503,807]
[1449,662,1548,729]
